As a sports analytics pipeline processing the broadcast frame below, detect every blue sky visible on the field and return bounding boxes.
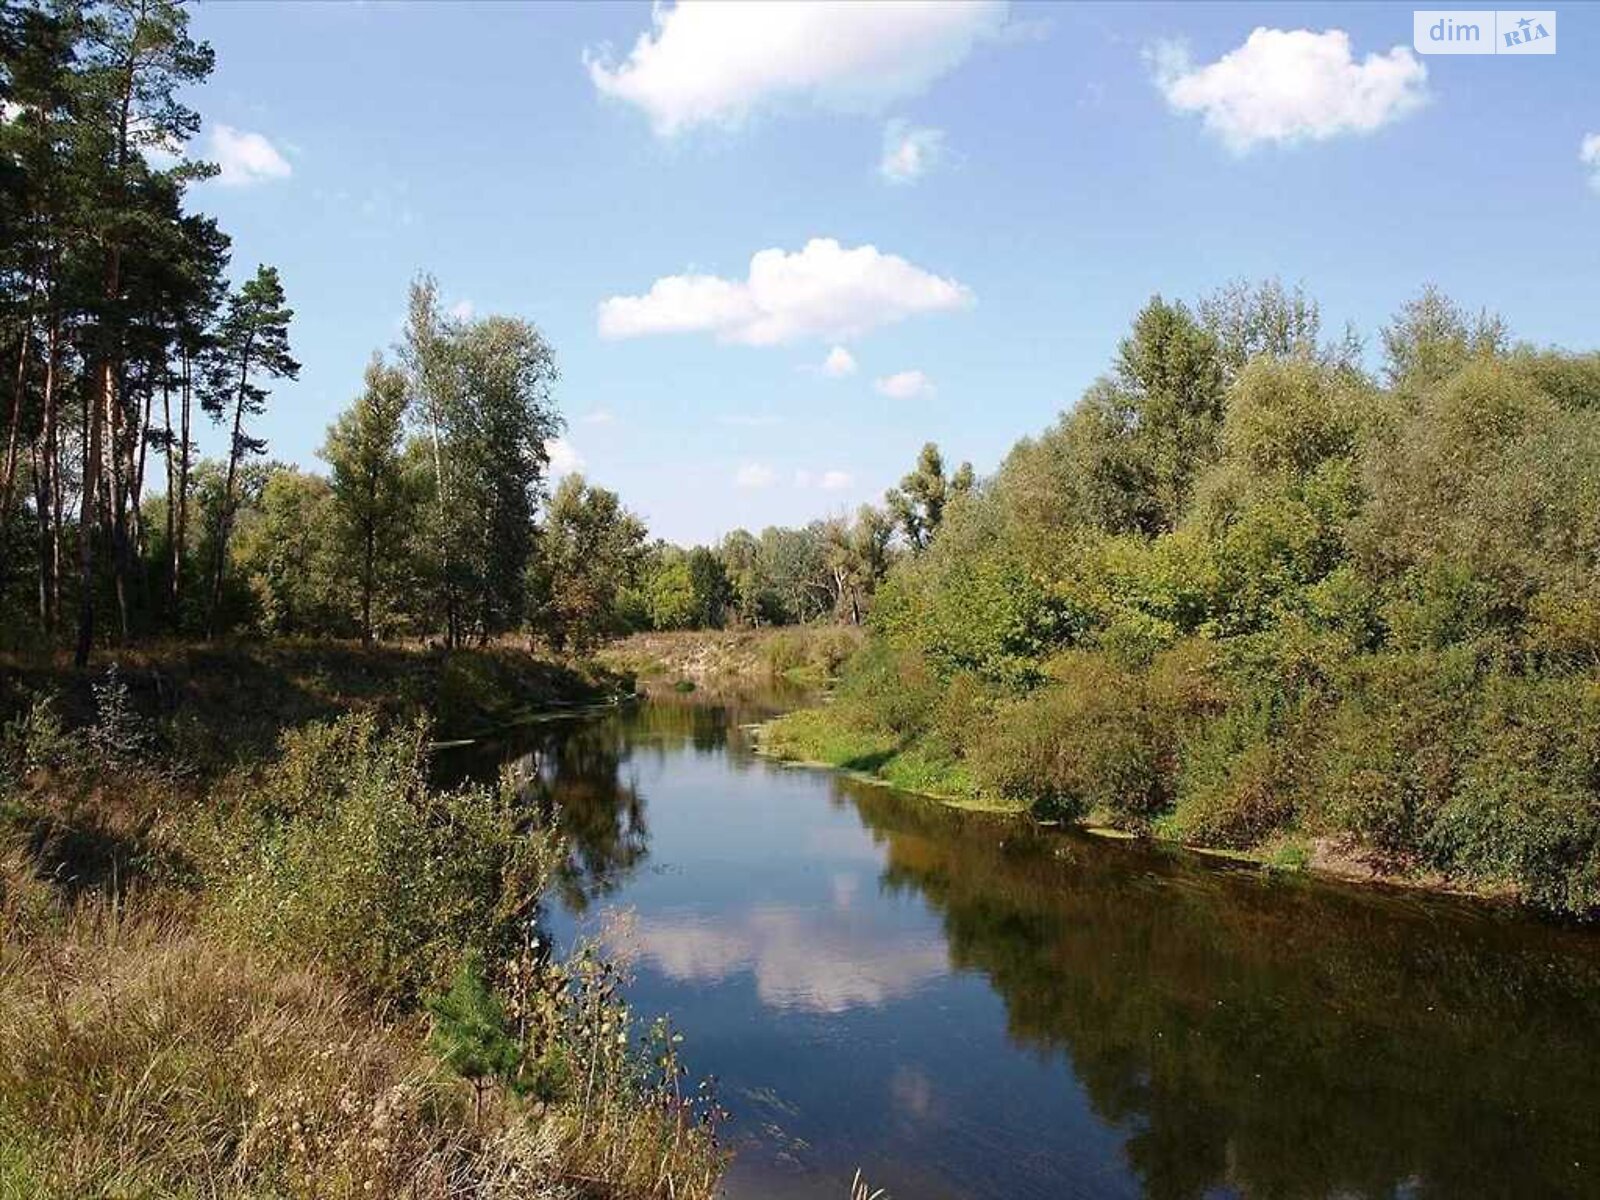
[182,1,1599,545]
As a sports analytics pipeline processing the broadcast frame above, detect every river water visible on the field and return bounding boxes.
[449,691,1600,1200]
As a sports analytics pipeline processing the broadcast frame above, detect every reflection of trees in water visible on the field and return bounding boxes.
[468,691,800,912]
[839,778,1600,1200]
[476,715,649,914]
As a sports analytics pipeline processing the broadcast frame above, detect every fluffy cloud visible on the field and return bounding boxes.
[586,0,1008,136]
[880,119,947,183]
[794,468,853,490]
[447,299,475,322]
[599,238,972,346]
[1150,28,1428,152]
[207,124,292,186]
[545,437,584,476]
[821,345,858,377]
[875,369,934,399]
[1582,133,1600,191]
[735,462,777,488]
[624,904,949,1013]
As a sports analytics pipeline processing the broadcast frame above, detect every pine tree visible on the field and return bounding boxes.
[202,263,297,636]
[426,954,523,1124]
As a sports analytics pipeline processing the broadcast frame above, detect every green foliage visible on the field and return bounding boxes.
[426,954,522,1096]
[323,356,413,641]
[211,712,557,1002]
[774,284,1600,913]
[645,555,699,630]
[531,473,648,651]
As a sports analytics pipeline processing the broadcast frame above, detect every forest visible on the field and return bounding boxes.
[765,279,1600,916]
[0,0,922,660]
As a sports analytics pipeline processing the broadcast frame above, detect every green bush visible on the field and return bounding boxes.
[969,653,1174,826]
[209,713,558,1003]
[1426,675,1600,911]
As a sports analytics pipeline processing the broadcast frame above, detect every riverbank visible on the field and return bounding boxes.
[752,700,1542,908]
[0,642,722,1200]
[597,627,862,690]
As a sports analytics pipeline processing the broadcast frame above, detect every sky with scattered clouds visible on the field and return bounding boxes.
[184,1,1599,544]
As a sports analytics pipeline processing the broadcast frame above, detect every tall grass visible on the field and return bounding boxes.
[0,665,726,1200]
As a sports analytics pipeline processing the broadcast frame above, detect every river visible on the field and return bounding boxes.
[446,690,1600,1200]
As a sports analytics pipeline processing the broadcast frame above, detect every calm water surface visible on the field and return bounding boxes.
[451,692,1600,1200]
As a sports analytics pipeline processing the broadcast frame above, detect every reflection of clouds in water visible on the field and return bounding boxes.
[830,872,859,911]
[803,823,885,864]
[617,904,949,1014]
[890,1064,935,1120]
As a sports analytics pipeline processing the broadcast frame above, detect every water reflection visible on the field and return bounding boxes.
[453,698,1600,1200]
[844,782,1600,1200]
[625,905,949,1013]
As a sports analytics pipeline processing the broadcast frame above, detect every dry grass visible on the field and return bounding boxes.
[0,855,724,1200]
[0,865,543,1198]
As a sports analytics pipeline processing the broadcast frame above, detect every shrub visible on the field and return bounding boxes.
[1426,675,1600,912]
[209,713,558,1003]
[969,653,1174,826]
[1169,707,1297,847]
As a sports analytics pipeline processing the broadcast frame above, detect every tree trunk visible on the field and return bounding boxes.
[1,289,35,520]
[362,516,375,643]
[207,339,253,639]
[172,349,192,626]
[76,352,112,668]
[162,374,175,629]
[34,322,59,632]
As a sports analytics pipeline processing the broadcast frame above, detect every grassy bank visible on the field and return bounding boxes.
[598,626,863,690]
[1,640,632,764]
[0,643,721,1200]
[756,645,1600,908]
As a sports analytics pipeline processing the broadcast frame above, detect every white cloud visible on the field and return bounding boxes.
[720,414,783,428]
[623,905,949,1013]
[1149,28,1428,152]
[821,345,858,377]
[207,124,292,186]
[880,118,947,183]
[793,468,850,489]
[447,299,475,322]
[585,0,1008,136]
[599,237,972,346]
[735,462,777,488]
[875,369,934,399]
[546,437,584,477]
[580,409,617,425]
[1582,133,1600,192]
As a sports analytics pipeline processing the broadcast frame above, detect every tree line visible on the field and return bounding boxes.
[0,0,298,661]
[771,279,1600,915]
[1,1,1002,662]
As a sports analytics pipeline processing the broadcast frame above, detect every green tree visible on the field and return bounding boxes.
[201,264,298,635]
[646,552,697,630]
[323,355,411,641]
[71,0,216,663]
[886,442,972,552]
[531,473,647,651]
[402,280,560,643]
[427,954,522,1124]
[1380,284,1507,389]
[230,466,348,636]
